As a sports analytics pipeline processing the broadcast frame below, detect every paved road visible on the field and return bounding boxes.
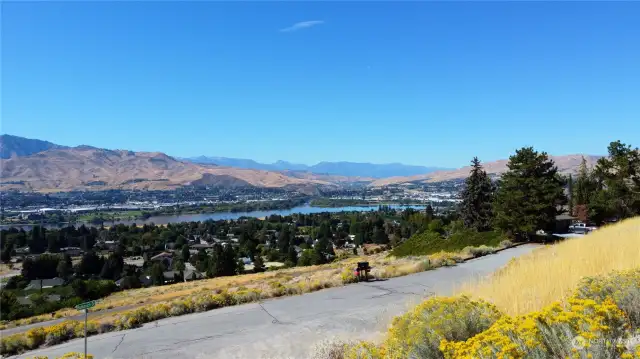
[9,244,539,359]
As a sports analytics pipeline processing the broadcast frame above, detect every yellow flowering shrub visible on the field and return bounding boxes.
[382,296,504,359]
[341,268,358,284]
[573,268,640,329]
[440,297,632,359]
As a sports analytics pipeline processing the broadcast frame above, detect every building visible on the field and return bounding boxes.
[555,214,577,234]
[60,247,83,256]
[24,278,65,291]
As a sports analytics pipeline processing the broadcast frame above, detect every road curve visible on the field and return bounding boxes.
[9,244,540,359]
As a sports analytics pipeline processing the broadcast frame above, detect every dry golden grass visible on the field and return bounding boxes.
[2,242,509,331]
[0,263,20,276]
[460,216,640,316]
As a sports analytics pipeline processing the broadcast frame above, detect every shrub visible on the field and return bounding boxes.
[440,297,632,359]
[383,296,504,359]
[573,268,640,330]
[391,230,507,257]
[340,268,358,284]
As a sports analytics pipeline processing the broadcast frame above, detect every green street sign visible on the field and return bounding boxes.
[75,300,97,310]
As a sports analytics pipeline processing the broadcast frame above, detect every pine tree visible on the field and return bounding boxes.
[493,147,567,241]
[459,157,494,231]
[253,255,266,273]
[567,174,574,216]
[591,141,640,222]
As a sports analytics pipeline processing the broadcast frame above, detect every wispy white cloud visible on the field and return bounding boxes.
[279,20,324,33]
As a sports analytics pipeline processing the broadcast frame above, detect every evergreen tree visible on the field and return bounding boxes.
[459,157,494,231]
[277,225,291,254]
[286,244,298,265]
[252,255,266,273]
[567,174,574,216]
[425,205,434,219]
[181,244,190,262]
[574,156,596,206]
[56,255,71,279]
[590,141,640,222]
[150,263,165,286]
[493,147,567,240]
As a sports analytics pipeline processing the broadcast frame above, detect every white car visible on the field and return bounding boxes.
[568,222,597,234]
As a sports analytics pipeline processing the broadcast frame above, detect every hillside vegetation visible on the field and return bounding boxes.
[462,216,640,316]
[323,217,640,359]
[390,227,509,257]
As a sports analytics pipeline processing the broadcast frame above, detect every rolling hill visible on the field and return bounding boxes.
[0,146,342,192]
[369,154,603,187]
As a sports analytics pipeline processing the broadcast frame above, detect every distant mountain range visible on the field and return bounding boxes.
[0,134,67,159]
[0,135,366,193]
[184,156,449,178]
[0,134,603,193]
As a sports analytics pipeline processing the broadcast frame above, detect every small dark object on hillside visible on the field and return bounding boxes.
[355,262,372,282]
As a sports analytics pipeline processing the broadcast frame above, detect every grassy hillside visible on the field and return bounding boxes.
[461,216,640,315]
[390,229,509,257]
[324,217,640,359]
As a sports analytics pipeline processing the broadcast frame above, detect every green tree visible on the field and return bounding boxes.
[277,225,291,254]
[298,249,314,266]
[150,263,165,286]
[71,279,88,298]
[567,174,574,216]
[286,245,298,266]
[574,157,596,205]
[0,291,18,320]
[77,252,104,276]
[591,141,640,222]
[47,231,60,253]
[56,256,71,279]
[252,255,265,273]
[181,244,190,262]
[460,157,494,231]
[493,147,567,240]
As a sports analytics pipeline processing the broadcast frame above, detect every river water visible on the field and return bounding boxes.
[2,204,427,230]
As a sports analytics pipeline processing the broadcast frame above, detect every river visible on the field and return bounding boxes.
[1,204,427,230]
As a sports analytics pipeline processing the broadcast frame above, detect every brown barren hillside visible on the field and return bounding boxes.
[0,147,336,192]
[369,154,602,187]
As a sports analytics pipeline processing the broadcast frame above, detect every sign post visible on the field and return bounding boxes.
[75,300,97,358]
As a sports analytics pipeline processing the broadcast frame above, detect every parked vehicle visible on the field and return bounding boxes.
[568,222,598,234]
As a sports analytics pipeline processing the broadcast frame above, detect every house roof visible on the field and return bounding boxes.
[150,252,173,261]
[24,278,65,290]
[556,214,576,221]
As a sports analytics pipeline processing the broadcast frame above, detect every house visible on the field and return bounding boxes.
[191,243,213,250]
[24,277,65,291]
[555,214,577,234]
[124,256,145,268]
[104,240,118,251]
[163,269,204,284]
[15,246,30,256]
[150,252,173,268]
[60,247,83,257]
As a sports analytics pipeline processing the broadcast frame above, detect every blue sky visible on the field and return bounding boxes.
[2,2,639,168]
